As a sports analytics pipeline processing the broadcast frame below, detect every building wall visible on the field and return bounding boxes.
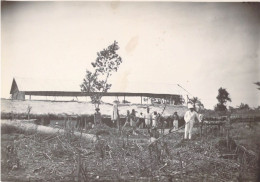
[12,91,25,100]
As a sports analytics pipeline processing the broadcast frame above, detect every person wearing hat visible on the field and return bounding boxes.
[184,104,201,140]
[94,107,102,126]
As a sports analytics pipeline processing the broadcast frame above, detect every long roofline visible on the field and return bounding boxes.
[24,91,181,99]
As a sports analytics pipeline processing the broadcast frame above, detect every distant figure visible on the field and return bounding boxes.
[137,112,145,128]
[111,101,120,128]
[122,110,131,129]
[173,112,179,131]
[158,114,167,134]
[198,113,204,122]
[130,109,136,126]
[144,107,152,128]
[94,108,102,126]
[149,126,160,140]
[152,111,158,128]
[184,104,201,140]
[130,109,138,135]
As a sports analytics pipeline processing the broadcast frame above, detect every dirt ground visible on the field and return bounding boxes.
[1,120,260,182]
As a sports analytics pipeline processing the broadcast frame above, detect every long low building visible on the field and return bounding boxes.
[10,77,188,105]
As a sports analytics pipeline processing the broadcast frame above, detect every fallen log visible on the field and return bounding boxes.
[235,143,258,159]
[1,120,97,142]
[218,154,237,159]
[148,125,185,146]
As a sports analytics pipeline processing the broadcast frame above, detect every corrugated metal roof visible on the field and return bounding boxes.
[12,77,186,96]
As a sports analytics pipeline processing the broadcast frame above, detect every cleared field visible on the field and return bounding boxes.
[1,119,259,181]
[2,99,259,181]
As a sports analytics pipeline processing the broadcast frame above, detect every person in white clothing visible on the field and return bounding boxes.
[184,104,201,140]
[111,101,120,128]
[152,111,158,127]
[144,107,152,128]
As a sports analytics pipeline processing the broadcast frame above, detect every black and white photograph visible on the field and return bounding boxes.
[1,1,260,181]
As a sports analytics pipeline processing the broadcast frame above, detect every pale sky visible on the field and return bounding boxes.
[1,2,260,109]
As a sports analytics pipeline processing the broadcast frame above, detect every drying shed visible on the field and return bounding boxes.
[9,77,187,105]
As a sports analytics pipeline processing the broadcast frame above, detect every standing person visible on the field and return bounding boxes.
[184,104,201,140]
[137,112,145,128]
[122,110,131,129]
[130,109,136,126]
[144,107,152,128]
[111,101,120,129]
[130,109,138,135]
[173,112,179,131]
[152,111,158,128]
[94,108,102,126]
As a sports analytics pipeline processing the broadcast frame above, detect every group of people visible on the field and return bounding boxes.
[110,100,181,135]
[121,107,175,135]
[96,101,202,140]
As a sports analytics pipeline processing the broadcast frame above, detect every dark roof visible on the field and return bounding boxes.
[10,77,183,99]
[10,78,19,94]
[24,91,181,99]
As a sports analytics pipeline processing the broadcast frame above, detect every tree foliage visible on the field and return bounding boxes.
[80,41,122,108]
[188,97,204,111]
[254,82,260,91]
[80,70,99,93]
[174,97,185,105]
[188,97,199,108]
[214,87,231,111]
[237,103,250,110]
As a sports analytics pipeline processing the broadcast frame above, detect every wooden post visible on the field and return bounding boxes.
[64,116,66,128]
[205,123,208,139]
[200,121,203,138]
[177,151,184,180]
[84,117,87,132]
[226,116,230,150]
[76,154,81,182]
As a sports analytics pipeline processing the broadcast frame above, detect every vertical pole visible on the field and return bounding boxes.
[64,116,67,129]
[186,95,189,106]
[124,95,125,103]
[76,154,81,182]
[141,95,142,105]
[29,95,31,100]
[84,117,87,131]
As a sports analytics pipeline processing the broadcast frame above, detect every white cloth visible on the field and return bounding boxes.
[111,104,118,121]
[144,112,152,126]
[184,110,201,139]
[152,115,157,127]
[198,114,204,122]
[173,120,178,130]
